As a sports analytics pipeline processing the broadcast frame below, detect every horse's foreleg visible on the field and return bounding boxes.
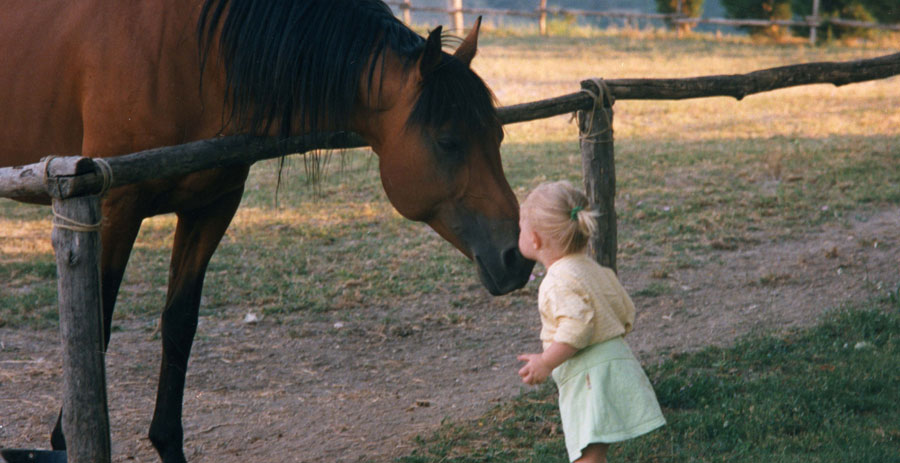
[51,192,145,451]
[148,186,244,463]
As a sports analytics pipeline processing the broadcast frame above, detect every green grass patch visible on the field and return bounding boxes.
[398,299,900,463]
[633,281,673,298]
[613,135,900,258]
[0,259,58,328]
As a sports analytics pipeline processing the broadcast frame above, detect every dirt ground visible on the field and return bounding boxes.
[1,207,898,463]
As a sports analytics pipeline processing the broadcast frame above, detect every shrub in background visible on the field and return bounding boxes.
[655,0,706,33]
[723,0,896,41]
[833,2,878,39]
[861,0,900,23]
[792,0,887,41]
[545,11,580,36]
[720,0,793,38]
[792,0,899,23]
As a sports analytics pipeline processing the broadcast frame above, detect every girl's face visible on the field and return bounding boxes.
[518,213,539,261]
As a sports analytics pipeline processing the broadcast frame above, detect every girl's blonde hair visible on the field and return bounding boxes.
[521,180,599,254]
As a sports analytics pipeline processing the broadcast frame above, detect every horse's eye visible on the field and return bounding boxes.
[436,136,463,154]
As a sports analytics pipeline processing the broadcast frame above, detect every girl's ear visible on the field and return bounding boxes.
[530,230,542,251]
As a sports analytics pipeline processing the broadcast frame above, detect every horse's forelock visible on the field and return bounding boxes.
[408,54,500,148]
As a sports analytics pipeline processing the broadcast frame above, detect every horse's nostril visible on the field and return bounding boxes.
[502,246,522,269]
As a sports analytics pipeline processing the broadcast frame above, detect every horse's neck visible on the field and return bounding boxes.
[349,50,419,152]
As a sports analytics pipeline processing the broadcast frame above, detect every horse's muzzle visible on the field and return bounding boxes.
[430,204,535,296]
[474,245,534,296]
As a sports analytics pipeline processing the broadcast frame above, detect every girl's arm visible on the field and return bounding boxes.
[517,342,578,385]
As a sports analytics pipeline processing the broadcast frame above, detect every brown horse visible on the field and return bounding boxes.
[0,0,533,461]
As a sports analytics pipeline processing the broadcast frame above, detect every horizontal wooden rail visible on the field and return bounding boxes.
[826,17,900,32]
[500,51,900,122]
[385,2,674,21]
[384,1,900,32]
[672,15,900,31]
[0,132,366,200]
[1,51,898,201]
[544,7,672,21]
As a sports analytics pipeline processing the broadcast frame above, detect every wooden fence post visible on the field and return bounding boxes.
[402,0,412,25]
[809,0,821,45]
[450,0,464,31]
[577,80,617,273]
[48,157,111,463]
[539,0,548,36]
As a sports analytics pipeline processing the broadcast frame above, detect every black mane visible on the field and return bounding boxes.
[198,0,500,149]
[199,0,423,136]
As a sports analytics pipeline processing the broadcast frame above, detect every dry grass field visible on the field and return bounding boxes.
[1,29,899,462]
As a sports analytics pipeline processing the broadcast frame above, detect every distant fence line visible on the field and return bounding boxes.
[384,0,900,44]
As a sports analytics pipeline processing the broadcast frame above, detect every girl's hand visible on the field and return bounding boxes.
[517,342,578,386]
[517,353,552,385]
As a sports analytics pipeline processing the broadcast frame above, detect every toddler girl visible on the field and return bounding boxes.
[517,180,665,463]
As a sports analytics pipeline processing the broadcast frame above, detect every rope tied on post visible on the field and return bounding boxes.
[94,157,114,198]
[42,155,113,233]
[52,203,103,233]
[577,78,614,144]
[42,155,63,198]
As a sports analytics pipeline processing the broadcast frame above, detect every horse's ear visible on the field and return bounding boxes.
[454,16,481,68]
[420,25,443,76]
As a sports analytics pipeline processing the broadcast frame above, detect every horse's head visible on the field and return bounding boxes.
[354,19,534,295]
[198,1,532,295]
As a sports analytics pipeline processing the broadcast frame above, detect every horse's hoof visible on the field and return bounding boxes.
[0,449,67,463]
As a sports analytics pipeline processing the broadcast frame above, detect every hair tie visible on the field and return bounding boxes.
[570,206,583,221]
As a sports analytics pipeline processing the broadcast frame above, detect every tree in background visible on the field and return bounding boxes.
[655,0,706,34]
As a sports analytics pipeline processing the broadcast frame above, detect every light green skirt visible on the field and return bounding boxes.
[552,337,665,462]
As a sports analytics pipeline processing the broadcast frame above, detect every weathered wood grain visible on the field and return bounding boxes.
[51,194,110,463]
[577,81,617,272]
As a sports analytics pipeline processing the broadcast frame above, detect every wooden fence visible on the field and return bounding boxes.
[1,51,899,463]
[385,0,900,44]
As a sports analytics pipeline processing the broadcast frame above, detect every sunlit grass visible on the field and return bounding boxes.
[0,204,56,327]
[0,217,52,259]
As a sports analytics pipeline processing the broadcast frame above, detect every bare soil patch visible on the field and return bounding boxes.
[1,207,897,462]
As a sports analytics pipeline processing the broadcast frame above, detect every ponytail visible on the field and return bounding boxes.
[521,181,599,254]
[572,204,598,249]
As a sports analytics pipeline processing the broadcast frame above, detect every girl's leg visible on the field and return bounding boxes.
[575,443,609,463]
